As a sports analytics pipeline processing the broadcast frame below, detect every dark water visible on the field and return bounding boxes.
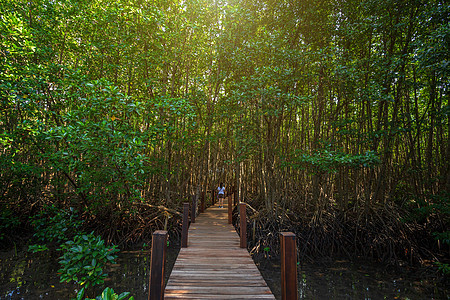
[1,245,448,299]
[0,243,179,300]
[257,258,448,300]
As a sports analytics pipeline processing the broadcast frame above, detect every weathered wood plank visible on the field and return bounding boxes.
[165,295,275,299]
[165,203,276,299]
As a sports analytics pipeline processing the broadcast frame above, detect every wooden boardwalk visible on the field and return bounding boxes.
[164,202,276,299]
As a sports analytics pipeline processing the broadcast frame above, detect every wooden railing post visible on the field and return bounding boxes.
[148,230,167,300]
[200,191,205,213]
[239,202,247,248]
[191,195,196,223]
[280,232,298,300]
[227,194,232,224]
[181,202,189,248]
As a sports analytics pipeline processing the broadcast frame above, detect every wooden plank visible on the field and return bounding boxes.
[165,295,275,299]
[165,287,273,294]
[165,202,276,299]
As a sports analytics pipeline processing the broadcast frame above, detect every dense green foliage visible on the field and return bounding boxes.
[58,232,119,287]
[26,206,119,295]
[76,287,134,300]
[30,205,83,245]
[0,0,448,271]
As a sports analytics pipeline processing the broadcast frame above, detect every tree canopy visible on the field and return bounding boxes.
[1,0,448,266]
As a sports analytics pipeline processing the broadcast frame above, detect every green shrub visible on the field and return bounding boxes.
[30,205,83,244]
[433,231,450,246]
[28,205,83,253]
[58,232,119,288]
[0,208,20,241]
[75,287,134,300]
[435,262,450,275]
[27,244,49,252]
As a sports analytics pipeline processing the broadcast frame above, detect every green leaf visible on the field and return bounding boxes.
[117,292,131,300]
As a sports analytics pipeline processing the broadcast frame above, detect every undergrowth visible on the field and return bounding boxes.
[237,194,449,276]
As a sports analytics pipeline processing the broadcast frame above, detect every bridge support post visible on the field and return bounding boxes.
[148,230,167,300]
[200,191,205,213]
[239,202,247,248]
[280,232,298,300]
[228,194,232,224]
[181,202,189,247]
[191,195,196,223]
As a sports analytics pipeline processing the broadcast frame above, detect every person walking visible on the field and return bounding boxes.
[217,183,225,208]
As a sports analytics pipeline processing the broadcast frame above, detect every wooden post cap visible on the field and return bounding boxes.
[153,230,168,236]
[280,232,296,238]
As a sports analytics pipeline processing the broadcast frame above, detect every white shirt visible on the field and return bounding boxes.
[217,187,225,194]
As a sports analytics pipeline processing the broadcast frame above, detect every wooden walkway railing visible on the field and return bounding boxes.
[148,194,298,300]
